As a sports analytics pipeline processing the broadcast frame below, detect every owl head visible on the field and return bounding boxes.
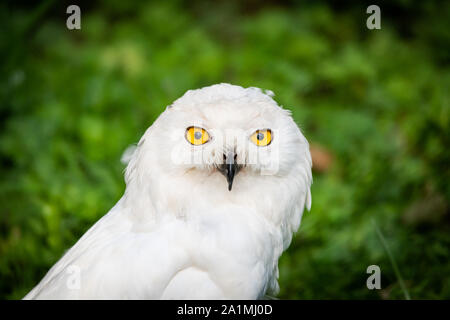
[123,83,312,247]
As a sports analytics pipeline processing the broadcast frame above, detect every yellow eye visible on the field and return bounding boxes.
[250,129,272,146]
[186,127,210,145]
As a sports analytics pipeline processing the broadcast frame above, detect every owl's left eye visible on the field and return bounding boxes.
[186,126,210,145]
[250,129,272,146]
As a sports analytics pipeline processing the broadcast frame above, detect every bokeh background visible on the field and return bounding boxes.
[1,0,449,299]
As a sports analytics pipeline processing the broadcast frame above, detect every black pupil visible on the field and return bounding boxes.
[194,131,202,140]
[256,132,265,141]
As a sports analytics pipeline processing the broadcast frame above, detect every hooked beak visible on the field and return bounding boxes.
[221,152,237,191]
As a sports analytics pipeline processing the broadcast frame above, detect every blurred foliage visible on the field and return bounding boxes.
[0,0,449,299]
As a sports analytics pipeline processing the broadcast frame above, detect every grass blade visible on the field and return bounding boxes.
[372,218,411,300]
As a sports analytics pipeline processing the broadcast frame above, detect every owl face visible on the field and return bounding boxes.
[183,126,273,190]
[140,84,309,192]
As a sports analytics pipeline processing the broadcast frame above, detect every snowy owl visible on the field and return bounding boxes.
[24,83,312,299]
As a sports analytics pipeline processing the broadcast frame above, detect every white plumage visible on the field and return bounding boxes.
[24,83,312,299]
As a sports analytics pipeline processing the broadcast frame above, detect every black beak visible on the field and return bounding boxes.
[226,162,236,191]
[222,152,237,191]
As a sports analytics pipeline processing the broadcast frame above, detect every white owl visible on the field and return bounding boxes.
[24,83,312,299]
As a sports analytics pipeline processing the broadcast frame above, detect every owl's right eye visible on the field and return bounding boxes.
[185,127,210,145]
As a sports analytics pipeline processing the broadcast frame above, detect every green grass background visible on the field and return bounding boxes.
[0,0,449,299]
